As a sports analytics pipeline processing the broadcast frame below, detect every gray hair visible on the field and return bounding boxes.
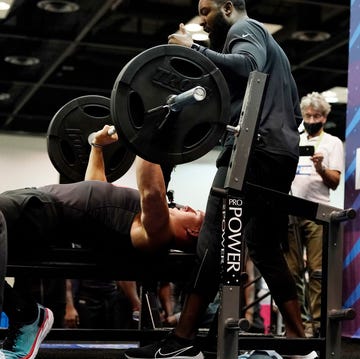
[300,92,331,117]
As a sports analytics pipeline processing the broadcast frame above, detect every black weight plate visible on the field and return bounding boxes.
[111,44,230,165]
[47,95,135,182]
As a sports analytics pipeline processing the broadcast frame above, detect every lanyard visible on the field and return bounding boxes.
[307,131,324,152]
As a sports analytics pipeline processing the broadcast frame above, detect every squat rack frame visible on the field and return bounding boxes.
[214,71,356,359]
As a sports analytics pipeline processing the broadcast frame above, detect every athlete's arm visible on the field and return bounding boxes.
[133,157,172,250]
[85,125,118,181]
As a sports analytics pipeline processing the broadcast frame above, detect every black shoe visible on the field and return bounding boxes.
[124,332,203,359]
[283,351,319,359]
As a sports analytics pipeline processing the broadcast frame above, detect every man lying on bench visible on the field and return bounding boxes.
[0,125,205,359]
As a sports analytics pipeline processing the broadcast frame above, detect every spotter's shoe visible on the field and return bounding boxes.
[124,332,204,359]
[1,304,54,359]
[283,351,318,359]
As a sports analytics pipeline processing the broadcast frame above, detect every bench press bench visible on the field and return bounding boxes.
[2,246,197,343]
[6,247,196,282]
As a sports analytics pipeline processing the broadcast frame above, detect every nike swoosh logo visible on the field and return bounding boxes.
[241,34,250,38]
[155,346,194,358]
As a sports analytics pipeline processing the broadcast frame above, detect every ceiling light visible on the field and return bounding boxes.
[0,92,10,101]
[4,55,40,66]
[183,17,282,44]
[192,33,209,42]
[0,0,13,19]
[184,18,209,42]
[321,90,338,103]
[0,2,10,10]
[184,23,202,33]
[37,0,79,13]
[292,30,331,42]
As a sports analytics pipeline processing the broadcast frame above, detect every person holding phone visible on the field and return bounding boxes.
[284,91,344,338]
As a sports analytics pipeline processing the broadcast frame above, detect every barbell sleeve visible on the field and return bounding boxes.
[107,126,116,136]
[87,132,96,146]
[167,86,206,112]
[145,86,207,115]
[145,86,207,130]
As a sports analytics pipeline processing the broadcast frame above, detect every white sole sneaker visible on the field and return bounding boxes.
[286,351,318,359]
[27,306,54,359]
[29,308,54,359]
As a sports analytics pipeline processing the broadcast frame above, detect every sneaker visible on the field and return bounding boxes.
[239,350,283,359]
[124,332,203,359]
[1,304,54,359]
[284,351,318,359]
[0,350,16,359]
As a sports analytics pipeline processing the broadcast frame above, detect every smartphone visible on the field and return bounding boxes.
[299,145,315,157]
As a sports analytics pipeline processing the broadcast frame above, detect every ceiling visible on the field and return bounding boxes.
[0,0,350,141]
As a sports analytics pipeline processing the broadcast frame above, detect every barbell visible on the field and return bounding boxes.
[47,44,231,182]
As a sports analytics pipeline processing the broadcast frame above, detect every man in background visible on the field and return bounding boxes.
[285,92,344,337]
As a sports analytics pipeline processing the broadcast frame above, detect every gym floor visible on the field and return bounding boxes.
[35,338,360,359]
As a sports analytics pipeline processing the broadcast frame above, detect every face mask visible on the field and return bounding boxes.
[303,122,323,136]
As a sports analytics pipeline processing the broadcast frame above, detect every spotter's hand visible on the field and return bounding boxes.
[168,23,193,47]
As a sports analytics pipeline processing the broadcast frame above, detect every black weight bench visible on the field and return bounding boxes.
[2,246,197,342]
[6,246,196,282]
